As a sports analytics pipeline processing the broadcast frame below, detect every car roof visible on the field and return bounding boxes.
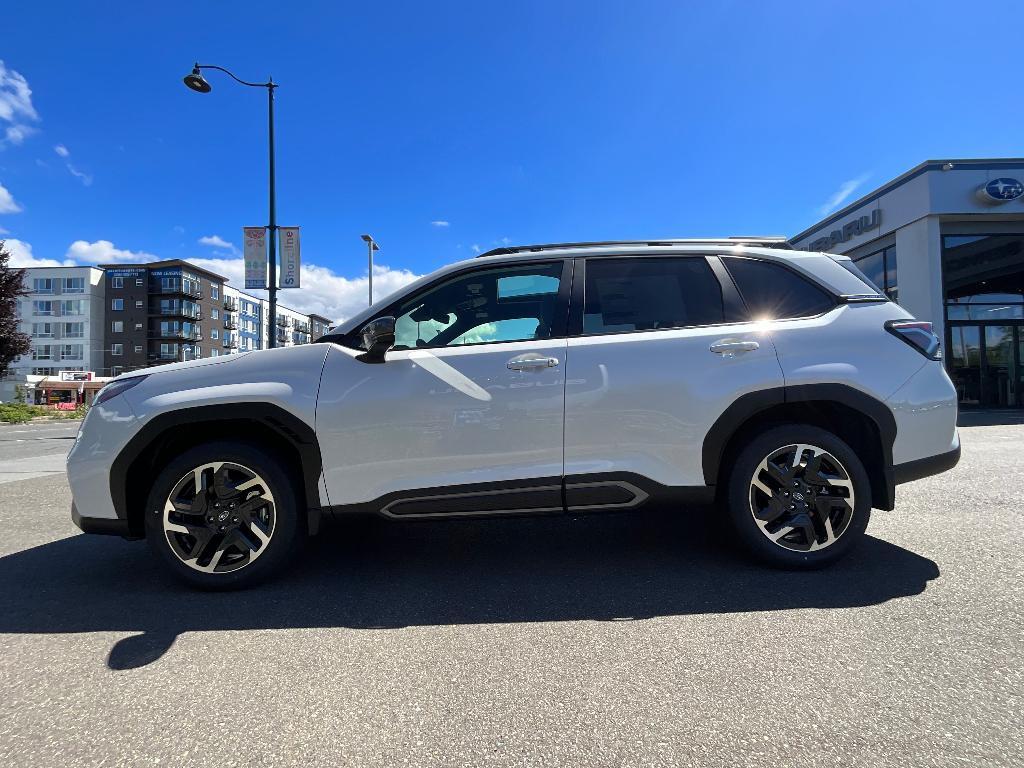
[328,239,855,337]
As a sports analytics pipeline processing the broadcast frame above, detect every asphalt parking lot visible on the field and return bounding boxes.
[0,419,1021,767]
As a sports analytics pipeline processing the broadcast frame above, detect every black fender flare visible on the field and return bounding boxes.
[701,384,897,508]
[110,403,323,533]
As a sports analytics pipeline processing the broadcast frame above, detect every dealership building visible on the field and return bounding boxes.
[791,159,1024,409]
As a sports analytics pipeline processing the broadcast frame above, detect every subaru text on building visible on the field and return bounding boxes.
[68,239,961,588]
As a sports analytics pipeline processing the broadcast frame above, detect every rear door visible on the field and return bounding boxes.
[562,254,785,505]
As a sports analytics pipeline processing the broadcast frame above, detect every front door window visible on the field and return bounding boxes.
[390,262,564,350]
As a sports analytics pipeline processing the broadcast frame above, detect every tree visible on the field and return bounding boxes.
[0,241,31,379]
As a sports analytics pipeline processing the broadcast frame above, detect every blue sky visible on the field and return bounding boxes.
[1,1,1022,319]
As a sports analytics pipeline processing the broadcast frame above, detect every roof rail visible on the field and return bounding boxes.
[477,236,790,258]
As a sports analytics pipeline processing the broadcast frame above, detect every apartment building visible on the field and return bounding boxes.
[100,260,228,376]
[2,258,337,401]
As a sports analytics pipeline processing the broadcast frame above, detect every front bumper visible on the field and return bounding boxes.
[71,501,136,538]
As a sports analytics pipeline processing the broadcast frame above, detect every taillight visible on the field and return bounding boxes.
[885,320,942,360]
[94,375,148,405]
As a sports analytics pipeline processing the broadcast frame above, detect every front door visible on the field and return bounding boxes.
[947,323,1023,408]
[317,260,571,514]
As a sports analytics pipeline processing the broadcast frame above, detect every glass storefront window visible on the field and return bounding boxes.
[852,246,897,300]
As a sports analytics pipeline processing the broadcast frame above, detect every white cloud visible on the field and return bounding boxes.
[817,173,870,216]
[65,239,158,264]
[0,181,22,213]
[188,256,421,323]
[66,163,92,186]
[54,144,69,158]
[0,226,9,234]
[430,220,450,228]
[2,238,74,268]
[0,61,38,147]
[470,243,481,254]
[198,234,240,255]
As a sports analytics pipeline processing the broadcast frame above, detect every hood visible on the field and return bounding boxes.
[118,351,252,379]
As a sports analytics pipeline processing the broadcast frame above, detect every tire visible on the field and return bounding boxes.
[724,424,871,569]
[144,441,305,589]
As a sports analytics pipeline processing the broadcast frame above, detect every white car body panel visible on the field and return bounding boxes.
[886,361,960,465]
[563,322,783,486]
[316,339,567,506]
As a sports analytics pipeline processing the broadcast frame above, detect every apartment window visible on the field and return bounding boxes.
[59,300,83,316]
[211,349,220,357]
[111,320,124,333]
[112,276,124,288]
[111,366,123,377]
[33,278,54,293]
[111,298,124,311]
[64,277,85,293]
[159,343,177,359]
[135,323,143,330]
[111,343,123,356]
[211,285,220,300]
[32,322,54,337]
[32,345,53,360]
[63,322,84,338]
[32,301,54,316]
[32,367,57,376]
[211,329,219,340]
[60,344,83,361]
[135,278,144,286]
[134,345,143,354]
[211,308,219,320]
[135,300,144,308]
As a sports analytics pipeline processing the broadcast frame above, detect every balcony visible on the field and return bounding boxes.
[276,316,289,328]
[276,329,288,343]
[153,327,202,341]
[223,314,238,330]
[154,301,201,319]
[295,322,311,334]
[223,297,239,312]
[157,280,202,298]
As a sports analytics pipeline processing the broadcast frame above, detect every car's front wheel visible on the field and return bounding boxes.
[144,441,304,589]
[724,424,871,569]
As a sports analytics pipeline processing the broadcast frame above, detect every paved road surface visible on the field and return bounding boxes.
[0,420,79,484]
[0,421,1021,767]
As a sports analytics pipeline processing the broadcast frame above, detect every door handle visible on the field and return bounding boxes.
[507,355,559,371]
[709,339,760,358]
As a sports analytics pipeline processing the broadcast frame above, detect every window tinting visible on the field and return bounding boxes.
[582,257,724,335]
[724,257,833,320]
[390,262,564,350]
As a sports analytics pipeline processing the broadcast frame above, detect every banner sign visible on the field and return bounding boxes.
[243,227,268,289]
[279,227,300,288]
[59,371,93,382]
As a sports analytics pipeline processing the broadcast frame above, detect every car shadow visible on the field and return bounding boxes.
[0,507,939,670]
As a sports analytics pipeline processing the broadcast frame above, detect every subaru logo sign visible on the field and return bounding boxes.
[977,177,1024,204]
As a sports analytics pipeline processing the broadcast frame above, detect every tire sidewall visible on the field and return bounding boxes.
[144,441,303,589]
[725,424,871,569]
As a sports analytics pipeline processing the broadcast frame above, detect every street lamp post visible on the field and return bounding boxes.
[183,63,281,348]
[361,234,379,306]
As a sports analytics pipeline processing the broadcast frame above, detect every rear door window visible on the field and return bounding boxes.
[582,257,726,335]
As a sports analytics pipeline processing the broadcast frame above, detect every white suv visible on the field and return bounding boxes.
[68,239,960,588]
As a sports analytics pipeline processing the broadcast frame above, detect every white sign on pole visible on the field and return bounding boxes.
[279,226,301,288]
[243,227,268,289]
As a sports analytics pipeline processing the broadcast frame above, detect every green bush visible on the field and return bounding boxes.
[0,403,48,423]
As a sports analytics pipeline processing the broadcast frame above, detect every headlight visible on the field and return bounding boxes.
[94,375,148,406]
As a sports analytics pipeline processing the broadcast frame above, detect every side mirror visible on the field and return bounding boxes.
[356,316,396,364]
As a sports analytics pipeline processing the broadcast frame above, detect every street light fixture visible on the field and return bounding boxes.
[361,234,380,306]
[182,62,281,348]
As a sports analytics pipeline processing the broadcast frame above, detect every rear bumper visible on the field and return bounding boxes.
[71,501,134,538]
[892,442,961,486]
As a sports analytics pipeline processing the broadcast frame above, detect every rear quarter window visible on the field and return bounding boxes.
[724,257,835,320]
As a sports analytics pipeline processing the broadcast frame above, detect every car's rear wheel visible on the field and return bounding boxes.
[724,424,871,569]
[144,441,304,589]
